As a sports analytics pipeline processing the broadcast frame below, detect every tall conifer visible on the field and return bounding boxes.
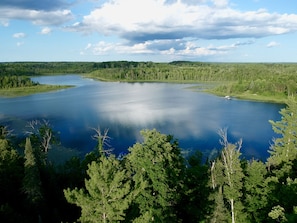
[64,155,131,223]
[22,137,43,209]
[125,129,185,222]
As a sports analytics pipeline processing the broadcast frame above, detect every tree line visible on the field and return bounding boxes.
[86,62,297,101]
[0,62,96,76]
[1,100,297,222]
[1,61,297,101]
[0,76,38,89]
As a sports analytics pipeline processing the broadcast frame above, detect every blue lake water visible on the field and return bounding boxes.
[0,75,284,160]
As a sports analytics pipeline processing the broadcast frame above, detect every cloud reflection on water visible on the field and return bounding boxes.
[0,75,284,160]
[94,82,192,126]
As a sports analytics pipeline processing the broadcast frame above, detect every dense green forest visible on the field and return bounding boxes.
[1,100,297,222]
[1,61,297,221]
[0,76,38,89]
[86,61,297,103]
[0,62,96,76]
[1,61,297,102]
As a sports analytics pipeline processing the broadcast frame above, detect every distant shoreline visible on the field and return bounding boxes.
[0,84,73,97]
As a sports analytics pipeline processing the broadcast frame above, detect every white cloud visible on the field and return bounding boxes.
[212,0,229,8]
[85,43,92,50]
[67,0,297,44]
[81,38,254,59]
[0,20,9,27]
[0,0,70,11]
[266,41,280,48]
[40,27,52,34]
[0,8,73,26]
[16,41,24,46]
[13,32,26,38]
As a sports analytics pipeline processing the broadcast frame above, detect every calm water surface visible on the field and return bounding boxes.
[0,75,284,160]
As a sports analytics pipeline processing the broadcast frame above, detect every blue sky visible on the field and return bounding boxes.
[1,0,297,62]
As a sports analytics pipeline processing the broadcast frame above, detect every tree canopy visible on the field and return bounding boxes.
[0,100,297,222]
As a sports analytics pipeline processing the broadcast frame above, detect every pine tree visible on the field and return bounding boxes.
[244,160,270,222]
[0,138,23,222]
[267,99,297,180]
[266,99,297,220]
[22,137,43,207]
[64,155,131,223]
[125,129,185,222]
[177,151,210,222]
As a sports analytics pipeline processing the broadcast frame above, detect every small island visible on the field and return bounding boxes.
[0,75,73,97]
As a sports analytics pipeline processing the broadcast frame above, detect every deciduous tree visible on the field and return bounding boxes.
[210,129,245,223]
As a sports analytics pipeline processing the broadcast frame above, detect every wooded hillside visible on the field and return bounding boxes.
[1,61,297,102]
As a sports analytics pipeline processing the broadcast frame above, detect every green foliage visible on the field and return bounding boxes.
[0,75,38,89]
[85,62,297,103]
[178,151,210,222]
[0,84,72,97]
[64,155,131,223]
[0,125,13,140]
[25,120,58,165]
[0,138,24,222]
[1,96,297,222]
[268,99,297,180]
[22,137,43,207]
[0,62,96,76]
[2,61,297,102]
[243,160,271,222]
[265,99,297,221]
[210,129,245,223]
[125,129,185,222]
[268,205,287,222]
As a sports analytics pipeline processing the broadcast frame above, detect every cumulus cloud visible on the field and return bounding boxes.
[81,38,254,59]
[266,41,280,48]
[67,0,297,43]
[0,8,73,26]
[212,0,229,8]
[13,32,26,38]
[40,27,52,35]
[0,0,71,11]
[0,0,74,26]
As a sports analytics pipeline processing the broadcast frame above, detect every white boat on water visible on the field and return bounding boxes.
[224,95,231,100]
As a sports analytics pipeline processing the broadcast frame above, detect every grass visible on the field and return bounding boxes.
[187,83,289,104]
[206,89,288,104]
[0,84,74,97]
[87,74,289,104]
[1,76,289,104]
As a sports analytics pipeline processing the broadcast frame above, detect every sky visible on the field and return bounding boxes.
[1,0,297,62]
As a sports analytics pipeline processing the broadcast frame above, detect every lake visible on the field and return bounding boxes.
[0,75,284,160]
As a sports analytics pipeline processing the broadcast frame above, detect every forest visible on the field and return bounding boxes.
[1,61,297,222]
[0,99,297,222]
[1,61,297,103]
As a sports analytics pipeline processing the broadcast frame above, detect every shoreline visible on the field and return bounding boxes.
[1,74,289,104]
[0,84,74,97]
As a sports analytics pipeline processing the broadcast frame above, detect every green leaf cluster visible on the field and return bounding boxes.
[1,99,297,222]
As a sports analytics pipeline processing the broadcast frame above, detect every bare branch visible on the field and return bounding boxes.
[210,160,216,190]
[24,120,40,135]
[91,126,113,156]
[218,127,228,148]
[0,125,14,138]
[25,119,53,153]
